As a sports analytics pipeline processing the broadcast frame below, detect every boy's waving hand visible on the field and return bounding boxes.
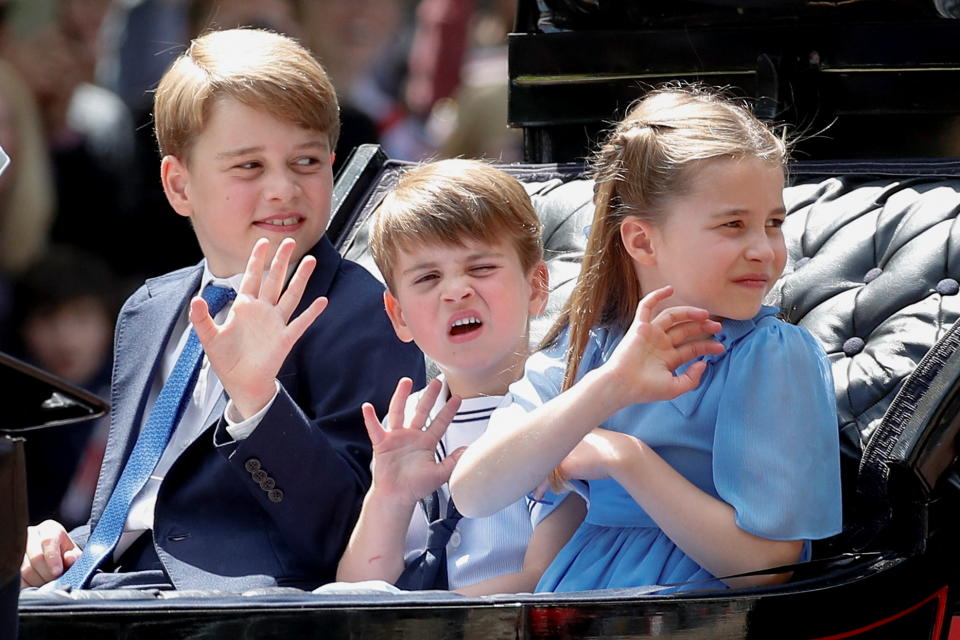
[363,377,464,507]
[190,237,328,419]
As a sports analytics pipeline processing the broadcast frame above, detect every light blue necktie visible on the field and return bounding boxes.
[57,284,235,589]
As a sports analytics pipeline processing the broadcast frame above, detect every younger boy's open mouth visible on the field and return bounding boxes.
[449,315,483,338]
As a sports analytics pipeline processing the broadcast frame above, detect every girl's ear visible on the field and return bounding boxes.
[383,290,415,343]
[620,217,658,266]
[527,260,550,316]
[160,155,193,218]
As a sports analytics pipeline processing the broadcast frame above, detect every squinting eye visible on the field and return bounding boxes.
[767,218,785,228]
[413,273,438,285]
[236,161,260,170]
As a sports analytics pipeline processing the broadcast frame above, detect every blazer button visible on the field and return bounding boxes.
[268,488,284,503]
[245,458,262,473]
[252,469,268,483]
[259,477,276,491]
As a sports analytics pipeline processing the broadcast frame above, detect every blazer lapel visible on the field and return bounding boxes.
[302,236,339,302]
[89,266,203,523]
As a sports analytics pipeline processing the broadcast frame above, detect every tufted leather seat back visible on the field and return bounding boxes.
[340,160,960,469]
[771,173,960,459]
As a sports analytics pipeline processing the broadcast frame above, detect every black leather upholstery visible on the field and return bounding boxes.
[1,437,26,638]
[773,174,960,456]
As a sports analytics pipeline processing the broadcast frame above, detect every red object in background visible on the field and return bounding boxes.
[405,0,475,117]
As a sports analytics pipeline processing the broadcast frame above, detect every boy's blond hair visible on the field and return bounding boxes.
[370,159,543,291]
[154,28,340,161]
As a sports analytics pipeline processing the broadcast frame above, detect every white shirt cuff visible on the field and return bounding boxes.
[223,380,280,441]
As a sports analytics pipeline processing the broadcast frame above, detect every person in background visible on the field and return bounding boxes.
[12,247,119,528]
[1,0,138,278]
[0,59,55,351]
[300,0,427,159]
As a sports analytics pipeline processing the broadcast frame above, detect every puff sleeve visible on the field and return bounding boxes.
[712,321,843,541]
[507,328,609,413]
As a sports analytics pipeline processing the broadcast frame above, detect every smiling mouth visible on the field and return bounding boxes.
[266,216,302,226]
[450,316,483,336]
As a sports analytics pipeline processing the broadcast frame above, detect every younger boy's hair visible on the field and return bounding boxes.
[370,159,543,291]
[154,27,340,161]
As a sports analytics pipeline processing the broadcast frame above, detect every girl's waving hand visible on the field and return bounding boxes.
[601,286,724,409]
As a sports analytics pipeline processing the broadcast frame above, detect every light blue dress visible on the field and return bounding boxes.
[509,306,843,593]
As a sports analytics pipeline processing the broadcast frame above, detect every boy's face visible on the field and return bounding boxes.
[384,237,548,397]
[161,98,334,277]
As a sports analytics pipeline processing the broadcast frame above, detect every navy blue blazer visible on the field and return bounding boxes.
[70,237,425,590]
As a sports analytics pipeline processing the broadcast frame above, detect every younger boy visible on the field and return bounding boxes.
[336,159,585,594]
[19,28,423,591]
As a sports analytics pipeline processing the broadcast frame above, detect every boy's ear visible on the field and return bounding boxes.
[620,217,658,266]
[160,155,193,218]
[383,290,415,343]
[528,260,550,316]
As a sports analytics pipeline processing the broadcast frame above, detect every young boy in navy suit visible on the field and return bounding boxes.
[19,28,424,591]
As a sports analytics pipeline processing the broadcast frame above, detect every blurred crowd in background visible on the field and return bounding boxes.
[0,0,521,529]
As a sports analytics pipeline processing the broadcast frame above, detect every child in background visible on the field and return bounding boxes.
[13,246,118,527]
[337,159,585,595]
[451,87,842,592]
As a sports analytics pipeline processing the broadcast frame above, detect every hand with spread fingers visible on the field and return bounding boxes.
[190,237,329,420]
[338,377,462,583]
[602,285,725,409]
[363,377,463,508]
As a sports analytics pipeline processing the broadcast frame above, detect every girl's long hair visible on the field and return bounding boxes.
[543,85,787,487]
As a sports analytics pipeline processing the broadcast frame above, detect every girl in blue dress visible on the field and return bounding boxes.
[450,86,843,593]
